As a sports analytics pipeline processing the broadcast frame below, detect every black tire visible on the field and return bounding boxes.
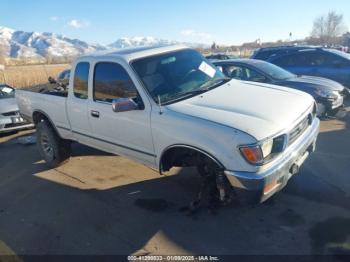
[36,121,71,168]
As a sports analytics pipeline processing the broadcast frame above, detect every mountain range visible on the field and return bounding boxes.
[0,26,207,60]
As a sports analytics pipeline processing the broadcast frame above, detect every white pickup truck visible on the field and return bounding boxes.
[16,45,320,204]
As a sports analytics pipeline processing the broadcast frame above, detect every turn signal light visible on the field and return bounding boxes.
[239,146,263,165]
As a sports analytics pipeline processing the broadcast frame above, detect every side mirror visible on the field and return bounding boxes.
[48,76,57,84]
[112,98,139,112]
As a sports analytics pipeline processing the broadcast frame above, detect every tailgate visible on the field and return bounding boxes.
[15,89,34,121]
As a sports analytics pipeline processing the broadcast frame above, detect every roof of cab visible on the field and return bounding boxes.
[78,44,189,62]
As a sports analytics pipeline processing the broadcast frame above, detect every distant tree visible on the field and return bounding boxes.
[211,42,217,50]
[311,11,348,46]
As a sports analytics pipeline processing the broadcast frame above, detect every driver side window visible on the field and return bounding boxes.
[93,62,138,103]
[223,65,245,79]
[242,67,267,83]
[222,65,267,83]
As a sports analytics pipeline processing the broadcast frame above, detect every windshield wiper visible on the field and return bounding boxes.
[163,77,231,105]
[199,77,231,90]
[164,89,209,104]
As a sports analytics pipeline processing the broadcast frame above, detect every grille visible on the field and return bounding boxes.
[288,115,312,146]
[2,111,20,117]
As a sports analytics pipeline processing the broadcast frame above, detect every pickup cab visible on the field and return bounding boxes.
[16,45,320,204]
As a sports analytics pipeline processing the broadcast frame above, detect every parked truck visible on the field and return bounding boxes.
[16,45,320,204]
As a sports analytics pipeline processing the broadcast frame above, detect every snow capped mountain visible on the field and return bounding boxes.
[0,26,106,59]
[108,36,208,49]
[0,26,208,60]
[108,36,177,48]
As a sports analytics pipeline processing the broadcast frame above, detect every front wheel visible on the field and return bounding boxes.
[316,103,326,117]
[36,121,71,168]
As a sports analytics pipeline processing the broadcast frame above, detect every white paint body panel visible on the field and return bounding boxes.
[16,45,316,173]
[168,79,315,141]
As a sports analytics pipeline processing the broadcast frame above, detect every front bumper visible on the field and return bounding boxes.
[317,95,344,116]
[0,116,34,133]
[224,117,320,204]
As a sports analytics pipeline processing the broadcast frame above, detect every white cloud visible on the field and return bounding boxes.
[67,19,83,28]
[66,19,90,29]
[181,29,195,36]
[180,29,212,42]
[50,16,59,21]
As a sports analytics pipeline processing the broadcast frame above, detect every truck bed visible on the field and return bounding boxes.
[20,83,68,97]
[16,85,70,130]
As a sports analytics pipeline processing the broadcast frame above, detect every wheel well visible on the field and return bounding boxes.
[32,111,61,137]
[33,111,49,125]
[159,146,224,173]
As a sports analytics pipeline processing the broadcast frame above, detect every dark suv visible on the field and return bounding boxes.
[251,46,350,96]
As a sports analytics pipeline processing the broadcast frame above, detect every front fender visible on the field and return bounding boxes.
[151,108,258,173]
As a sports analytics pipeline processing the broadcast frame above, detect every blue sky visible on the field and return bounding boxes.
[1,0,350,45]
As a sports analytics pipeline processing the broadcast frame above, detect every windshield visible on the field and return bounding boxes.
[253,61,295,80]
[132,49,228,104]
[0,85,15,99]
[327,49,350,60]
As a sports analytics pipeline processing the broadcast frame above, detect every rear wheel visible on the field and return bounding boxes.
[36,121,71,168]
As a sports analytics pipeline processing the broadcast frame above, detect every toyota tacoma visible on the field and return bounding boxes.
[16,45,320,205]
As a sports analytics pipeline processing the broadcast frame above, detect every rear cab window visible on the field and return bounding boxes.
[73,62,90,99]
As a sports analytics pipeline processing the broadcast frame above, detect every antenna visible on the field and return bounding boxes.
[158,95,163,115]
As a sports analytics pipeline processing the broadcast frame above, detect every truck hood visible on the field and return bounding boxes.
[167,80,314,141]
[0,98,19,114]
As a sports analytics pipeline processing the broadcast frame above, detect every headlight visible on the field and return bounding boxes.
[315,88,337,100]
[239,136,286,166]
[261,139,273,158]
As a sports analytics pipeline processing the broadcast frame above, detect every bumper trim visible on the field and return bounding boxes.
[0,123,34,133]
[224,117,320,203]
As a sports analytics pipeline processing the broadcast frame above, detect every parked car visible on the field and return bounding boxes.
[213,59,345,117]
[251,45,350,97]
[16,45,319,205]
[0,84,34,133]
[206,53,237,60]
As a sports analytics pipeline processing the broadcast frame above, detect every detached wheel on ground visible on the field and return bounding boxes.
[36,121,71,168]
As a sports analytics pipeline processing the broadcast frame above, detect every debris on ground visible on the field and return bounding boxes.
[17,135,36,145]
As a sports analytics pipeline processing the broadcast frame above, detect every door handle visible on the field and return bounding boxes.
[91,110,100,118]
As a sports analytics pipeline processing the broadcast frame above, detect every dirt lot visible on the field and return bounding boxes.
[0,105,349,257]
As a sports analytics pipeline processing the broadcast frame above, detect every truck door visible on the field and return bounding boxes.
[66,61,94,144]
[88,61,155,166]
